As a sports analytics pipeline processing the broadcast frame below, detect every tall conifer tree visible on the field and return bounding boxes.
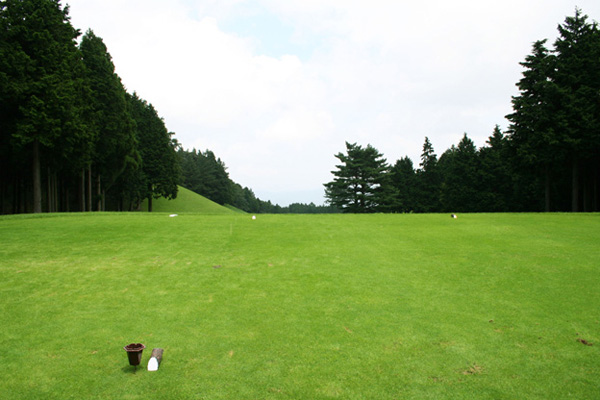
[80,29,139,210]
[553,9,600,211]
[0,0,86,212]
[414,137,440,212]
[324,142,389,213]
[127,93,179,211]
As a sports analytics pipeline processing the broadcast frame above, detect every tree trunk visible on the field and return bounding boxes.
[0,180,4,214]
[87,166,92,212]
[19,178,26,213]
[47,167,52,212]
[32,139,42,213]
[147,183,153,212]
[544,166,551,212]
[65,186,70,212]
[80,168,86,212]
[594,166,599,212]
[583,174,590,212]
[55,173,59,212]
[13,176,19,214]
[572,158,579,212]
[47,169,58,213]
[96,174,102,211]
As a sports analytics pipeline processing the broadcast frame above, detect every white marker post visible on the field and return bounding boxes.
[147,348,164,371]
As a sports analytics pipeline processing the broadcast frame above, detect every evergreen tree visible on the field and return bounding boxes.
[0,0,86,213]
[553,9,600,211]
[243,187,260,213]
[438,134,480,212]
[178,149,203,194]
[414,137,440,212]
[478,126,511,211]
[178,148,234,206]
[230,183,250,212]
[389,157,416,213]
[80,30,139,211]
[505,39,563,211]
[127,93,179,211]
[507,9,600,211]
[324,142,390,213]
[200,150,233,205]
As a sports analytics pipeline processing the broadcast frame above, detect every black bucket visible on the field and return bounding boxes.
[123,343,146,366]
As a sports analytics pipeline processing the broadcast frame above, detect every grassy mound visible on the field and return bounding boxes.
[0,213,598,399]
[140,186,240,214]
[223,204,248,214]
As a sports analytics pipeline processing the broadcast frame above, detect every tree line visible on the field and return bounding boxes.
[325,10,600,213]
[0,0,179,213]
[0,0,336,215]
[2,4,598,215]
[178,147,338,213]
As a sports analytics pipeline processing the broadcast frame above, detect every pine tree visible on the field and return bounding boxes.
[506,39,566,211]
[439,134,480,212]
[127,93,179,211]
[324,142,389,213]
[506,9,600,211]
[0,0,86,212]
[414,137,440,212]
[553,8,600,211]
[80,30,139,211]
[478,126,511,211]
[389,157,416,213]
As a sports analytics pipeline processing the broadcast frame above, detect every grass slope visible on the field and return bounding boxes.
[0,213,599,399]
[140,186,241,214]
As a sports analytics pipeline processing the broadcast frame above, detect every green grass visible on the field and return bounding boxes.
[0,213,599,399]
[140,186,240,214]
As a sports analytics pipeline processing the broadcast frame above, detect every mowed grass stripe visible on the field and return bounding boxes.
[0,213,598,399]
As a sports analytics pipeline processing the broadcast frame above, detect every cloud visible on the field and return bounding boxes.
[66,0,600,205]
[259,108,334,142]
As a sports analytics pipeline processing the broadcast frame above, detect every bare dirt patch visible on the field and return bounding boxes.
[461,363,484,375]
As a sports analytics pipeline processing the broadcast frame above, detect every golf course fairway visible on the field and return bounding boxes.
[0,212,598,399]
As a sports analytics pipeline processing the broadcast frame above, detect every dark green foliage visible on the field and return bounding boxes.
[200,151,233,205]
[477,126,512,212]
[0,0,87,212]
[2,5,597,214]
[438,134,481,212]
[324,142,390,213]
[0,2,181,214]
[388,157,416,213]
[507,9,600,211]
[80,30,140,210]
[127,93,179,211]
[506,39,565,211]
[178,148,232,205]
[178,148,275,213]
[414,137,440,212]
[285,202,340,214]
[553,9,600,211]
[178,148,306,214]
[315,8,598,214]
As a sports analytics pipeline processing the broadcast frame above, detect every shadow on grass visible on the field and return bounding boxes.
[121,365,144,374]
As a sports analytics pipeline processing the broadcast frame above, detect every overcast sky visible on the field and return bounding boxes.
[65,0,599,206]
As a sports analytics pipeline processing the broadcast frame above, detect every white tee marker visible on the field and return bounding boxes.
[147,348,164,371]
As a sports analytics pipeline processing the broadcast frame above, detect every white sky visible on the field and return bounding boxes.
[65,0,600,206]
